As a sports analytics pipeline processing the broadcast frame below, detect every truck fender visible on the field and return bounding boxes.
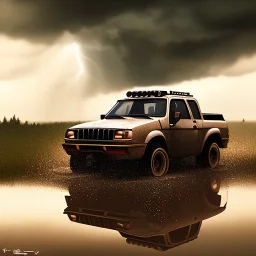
[200,128,221,152]
[145,130,167,144]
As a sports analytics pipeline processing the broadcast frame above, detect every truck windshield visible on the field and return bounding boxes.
[106,99,167,118]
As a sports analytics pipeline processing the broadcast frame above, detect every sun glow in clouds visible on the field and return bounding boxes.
[71,42,84,79]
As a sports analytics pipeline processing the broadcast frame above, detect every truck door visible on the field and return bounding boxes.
[168,99,198,157]
[187,100,204,155]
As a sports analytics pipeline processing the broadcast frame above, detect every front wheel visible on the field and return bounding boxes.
[196,142,220,168]
[70,154,104,173]
[70,154,88,173]
[141,144,169,177]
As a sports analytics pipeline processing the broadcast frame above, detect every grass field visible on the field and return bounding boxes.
[0,122,76,179]
[0,121,255,179]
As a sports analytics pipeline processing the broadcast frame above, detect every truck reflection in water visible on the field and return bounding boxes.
[63,171,228,251]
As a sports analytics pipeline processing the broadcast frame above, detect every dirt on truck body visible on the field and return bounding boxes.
[62,90,229,177]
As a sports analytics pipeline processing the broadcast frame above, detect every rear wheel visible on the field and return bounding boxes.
[196,142,220,168]
[141,143,169,177]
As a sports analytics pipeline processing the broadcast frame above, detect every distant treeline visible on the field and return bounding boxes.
[0,115,40,126]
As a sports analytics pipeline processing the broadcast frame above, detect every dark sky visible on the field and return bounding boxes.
[1,0,256,92]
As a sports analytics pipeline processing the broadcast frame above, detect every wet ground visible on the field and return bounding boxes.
[1,164,256,256]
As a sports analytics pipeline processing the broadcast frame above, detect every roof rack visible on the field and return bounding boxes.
[169,91,193,97]
[126,90,193,98]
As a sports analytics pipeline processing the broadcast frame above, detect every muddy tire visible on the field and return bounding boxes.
[141,143,169,177]
[196,142,220,168]
[70,154,87,173]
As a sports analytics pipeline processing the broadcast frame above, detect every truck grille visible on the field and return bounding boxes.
[76,128,115,140]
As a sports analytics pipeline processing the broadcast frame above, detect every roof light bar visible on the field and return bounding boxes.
[142,91,147,97]
[126,90,193,98]
[126,91,132,97]
[131,91,137,97]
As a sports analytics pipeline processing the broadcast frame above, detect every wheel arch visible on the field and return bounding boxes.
[201,128,223,153]
[144,131,168,153]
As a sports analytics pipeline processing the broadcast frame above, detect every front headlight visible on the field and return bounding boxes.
[66,130,75,139]
[114,130,132,140]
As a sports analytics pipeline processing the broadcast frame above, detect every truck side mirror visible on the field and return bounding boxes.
[100,114,106,120]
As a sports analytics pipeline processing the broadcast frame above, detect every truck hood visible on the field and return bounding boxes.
[71,118,159,130]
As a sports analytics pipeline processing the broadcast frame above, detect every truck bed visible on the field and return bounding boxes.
[202,113,225,121]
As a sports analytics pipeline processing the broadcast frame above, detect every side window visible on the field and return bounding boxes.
[188,100,202,120]
[170,100,190,120]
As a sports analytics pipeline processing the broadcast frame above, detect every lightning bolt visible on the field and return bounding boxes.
[72,42,84,79]
[71,42,104,82]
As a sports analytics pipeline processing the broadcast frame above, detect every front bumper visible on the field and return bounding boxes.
[62,142,146,160]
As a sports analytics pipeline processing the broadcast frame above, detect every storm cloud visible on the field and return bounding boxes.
[1,0,256,93]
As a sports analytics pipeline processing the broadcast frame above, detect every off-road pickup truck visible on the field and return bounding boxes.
[62,90,229,177]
